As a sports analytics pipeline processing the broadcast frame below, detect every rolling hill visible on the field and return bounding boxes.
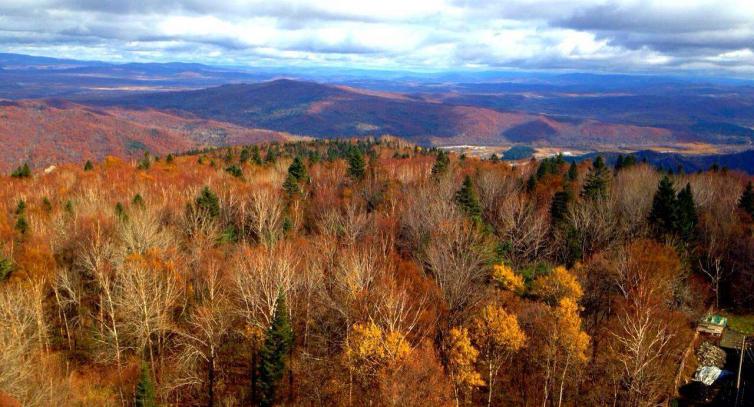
[90,79,678,147]
[0,100,291,171]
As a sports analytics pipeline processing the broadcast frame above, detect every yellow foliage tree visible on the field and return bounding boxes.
[471,304,526,407]
[532,266,583,304]
[542,297,590,407]
[447,327,484,406]
[491,263,525,295]
[345,321,410,382]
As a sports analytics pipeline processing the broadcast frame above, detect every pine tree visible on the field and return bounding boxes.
[648,176,678,236]
[287,156,308,183]
[15,200,26,215]
[265,147,277,164]
[455,175,482,222]
[41,197,52,213]
[615,155,625,172]
[84,160,94,171]
[15,215,28,234]
[11,163,31,178]
[550,188,572,228]
[676,183,698,241]
[166,154,174,164]
[431,150,450,176]
[132,193,145,208]
[256,294,294,407]
[739,181,754,217]
[567,161,578,182]
[348,148,366,181]
[282,173,300,197]
[239,147,250,163]
[252,146,263,165]
[134,362,157,407]
[195,187,220,219]
[581,156,609,200]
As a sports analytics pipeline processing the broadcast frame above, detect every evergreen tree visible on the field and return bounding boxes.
[648,176,678,236]
[676,183,698,241]
[431,150,450,176]
[256,294,294,407]
[739,181,754,217]
[225,165,243,178]
[15,215,28,234]
[348,148,366,181]
[0,254,12,281]
[265,147,277,164]
[15,200,26,215]
[282,173,300,197]
[132,193,145,208]
[252,146,263,165]
[287,156,308,183]
[526,174,537,192]
[567,161,578,182]
[581,156,609,200]
[134,362,157,407]
[239,147,250,163]
[115,202,127,221]
[11,163,31,178]
[41,197,52,213]
[615,155,625,172]
[166,154,174,164]
[489,153,499,163]
[195,187,220,219]
[84,160,94,171]
[455,175,482,222]
[550,188,572,228]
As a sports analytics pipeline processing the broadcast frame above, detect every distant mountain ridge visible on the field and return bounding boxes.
[88,79,681,147]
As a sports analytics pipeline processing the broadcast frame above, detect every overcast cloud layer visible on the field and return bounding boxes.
[1,0,754,75]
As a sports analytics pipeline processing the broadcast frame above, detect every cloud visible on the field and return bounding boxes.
[0,0,753,74]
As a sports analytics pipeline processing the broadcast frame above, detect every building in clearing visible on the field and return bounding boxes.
[698,315,728,336]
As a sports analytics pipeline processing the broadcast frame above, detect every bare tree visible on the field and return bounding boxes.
[420,219,494,324]
[174,264,232,406]
[247,187,285,246]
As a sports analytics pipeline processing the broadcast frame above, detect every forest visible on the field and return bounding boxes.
[1,138,753,406]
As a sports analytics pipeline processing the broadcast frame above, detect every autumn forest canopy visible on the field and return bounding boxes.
[1,138,754,406]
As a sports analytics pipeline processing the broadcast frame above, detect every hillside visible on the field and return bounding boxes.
[90,79,679,147]
[0,139,752,406]
[0,100,291,170]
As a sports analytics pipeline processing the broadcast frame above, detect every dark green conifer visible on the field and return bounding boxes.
[739,181,754,217]
[84,160,94,171]
[41,197,52,213]
[455,175,482,222]
[287,156,308,183]
[11,163,31,178]
[132,193,145,208]
[581,156,609,200]
[431,150,450,176]
[195,187,220,219]
[239,147,250,163]
[348,148,366,181]
[567,161,578,181]
[550,188,572,228]
[676,183,698,241]
[648,176,677,236]
[134,362,156,407]
[256,294,294,407]
[15,200,26,215]
[15,215,28,234]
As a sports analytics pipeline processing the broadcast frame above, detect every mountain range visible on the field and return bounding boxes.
[2,52,754,172]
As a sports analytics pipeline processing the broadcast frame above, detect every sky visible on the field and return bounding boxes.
[1,0,754,75]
